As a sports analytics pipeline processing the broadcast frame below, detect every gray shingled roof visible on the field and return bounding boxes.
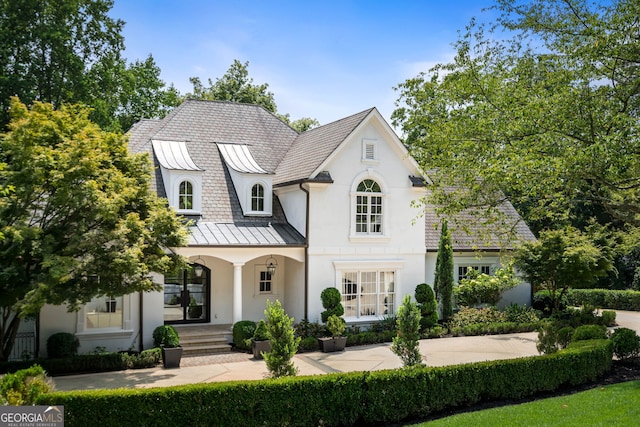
[274,108,374,185]
[127,99,304,246]
[424,199,536,251]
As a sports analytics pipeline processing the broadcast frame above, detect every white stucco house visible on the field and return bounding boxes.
[30,99,535,357]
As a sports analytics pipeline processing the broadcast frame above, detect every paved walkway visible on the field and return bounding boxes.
[51,310,640,392]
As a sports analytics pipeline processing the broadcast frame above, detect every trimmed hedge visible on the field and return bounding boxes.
[0,349,161,376]
[567,289,640,311]
[37,340,612,427]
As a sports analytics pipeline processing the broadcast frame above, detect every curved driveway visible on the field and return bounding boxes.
[52,310,640,392]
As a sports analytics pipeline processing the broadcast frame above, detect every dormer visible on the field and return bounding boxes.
[217,143,273,216]
[152,140,204,215]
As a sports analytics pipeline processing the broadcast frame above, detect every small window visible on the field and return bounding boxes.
[259,271,272,293]
[179,181,193,210]
[458,265,491,281]
[86,296,123,329]
[251,184,265,211]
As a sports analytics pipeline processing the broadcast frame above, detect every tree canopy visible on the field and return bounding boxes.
[392,0,640,236]
[0,0,180,131]
[0,98,187,360]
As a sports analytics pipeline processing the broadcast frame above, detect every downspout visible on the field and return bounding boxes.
[299,182,310,320]
[139,291,144,352]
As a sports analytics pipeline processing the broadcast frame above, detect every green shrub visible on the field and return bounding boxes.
[566,288,640,311]
[370,315,397,333]
[326,314,346,337]
[533,290,568,314]
[38,340,612,427]
[448,307,506,330]
[572,324,607,342]
[557,326,575,349]
[537,322,560,354]
[391,295,422,367]
[610,327,640,360]
[298,336,319,352]
[152,325,180,347]
[423,325,448,338]
[601,310,616,326]
[504,304,540,323]
[46,332,79,358]
[294,319,324,339]
[415,283,438,330]
[454,265,520,306]
[232,320,256,351]
[0,364,52,405]
[253,320,270,341]
[320,287,344,323]
[263,300,300,378]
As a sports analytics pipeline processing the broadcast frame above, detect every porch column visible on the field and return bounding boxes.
[233,262,244,324]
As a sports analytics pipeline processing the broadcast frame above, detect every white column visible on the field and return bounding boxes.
[233,263,244,324]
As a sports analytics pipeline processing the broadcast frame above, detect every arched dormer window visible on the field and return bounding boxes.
[356,179,382,234]
[179,180,193,210]
[251,183,264,212]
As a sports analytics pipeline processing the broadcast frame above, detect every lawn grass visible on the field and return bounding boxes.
[414,380,640,426]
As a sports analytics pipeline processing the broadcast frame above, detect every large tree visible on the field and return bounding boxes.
[188,60,320,132]
[0,98,187,361]
[0,0,178,131]
[392,0,640,236]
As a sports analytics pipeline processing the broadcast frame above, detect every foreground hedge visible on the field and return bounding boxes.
[38,340,611,427]
[567,289,640,311]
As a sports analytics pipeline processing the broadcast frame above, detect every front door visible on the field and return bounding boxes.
[163,264,210,324]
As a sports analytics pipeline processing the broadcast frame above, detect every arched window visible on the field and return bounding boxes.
[355,179,382,234]
[251,183,264,211]
[179,181,193,210]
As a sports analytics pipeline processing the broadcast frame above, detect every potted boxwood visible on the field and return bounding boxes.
[319,314,347,352]
[251,319,271,359]
[153,324,182,368]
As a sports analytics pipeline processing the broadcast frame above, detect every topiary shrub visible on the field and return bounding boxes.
[610,327,640,361]
[415,283,438,331]
[152,325,180,348]
[47,332,79,359]
[391,295,422,367]
[320,287,344,323]
[263,300,300,378]
[572,324,607,342]
[232,320,256,352]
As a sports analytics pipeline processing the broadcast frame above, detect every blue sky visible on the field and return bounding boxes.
[110,1,497,126]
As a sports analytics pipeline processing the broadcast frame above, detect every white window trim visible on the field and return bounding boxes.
[334,259,404,321]
[173,175,202,215]
[245,179,273,216]
[349,170,390,241]
[78,294,133,333]
[254,263,279,297]
[456,264,495,282]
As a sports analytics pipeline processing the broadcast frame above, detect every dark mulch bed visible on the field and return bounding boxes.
[398,359,640,425]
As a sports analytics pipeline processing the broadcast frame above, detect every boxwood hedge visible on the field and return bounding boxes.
[37,339,612,427]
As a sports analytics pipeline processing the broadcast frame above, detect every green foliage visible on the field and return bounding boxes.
[415,283,438,330]
[326,314,346,338]
[391,295,423,367]
[515,227,616,314]
[503,304,540,324]
[320,287,344,323]
[533,290,568,315]
[566,288,640,311]
[572,325,608,342]
[263,300,300,378]
[252,320,270,341]
[537,322,561,355]
[232,320,256,351]
[152,325,180,348]
[0,364,51,405]
[298,336,319,353]
[449,307,506,329]
[392,0,640,235]
[601,310,617,327]
[294,319,325,339]
[0,99,187,361]
[37,340,611,427]
[46,332,79,359]
[434,220,454,319]
[610,327,640,361]
[455,265,521,307]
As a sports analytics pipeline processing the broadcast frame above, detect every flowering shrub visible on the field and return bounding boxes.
[448,307,507,330]
[454,265,521,306]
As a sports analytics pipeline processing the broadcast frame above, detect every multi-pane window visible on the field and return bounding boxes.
[179,181,193,210]
[341,271,395,318]
[458,265,491,281]
[251,184,264,211]
[259,271,272,293]
[355,179,382,234]
[85,296,123,329]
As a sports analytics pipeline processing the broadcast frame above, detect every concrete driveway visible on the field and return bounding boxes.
[51,310,640,392]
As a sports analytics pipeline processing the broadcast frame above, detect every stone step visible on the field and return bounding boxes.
[172,324,233,357]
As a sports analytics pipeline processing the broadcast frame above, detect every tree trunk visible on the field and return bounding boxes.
[0,307,22,362]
